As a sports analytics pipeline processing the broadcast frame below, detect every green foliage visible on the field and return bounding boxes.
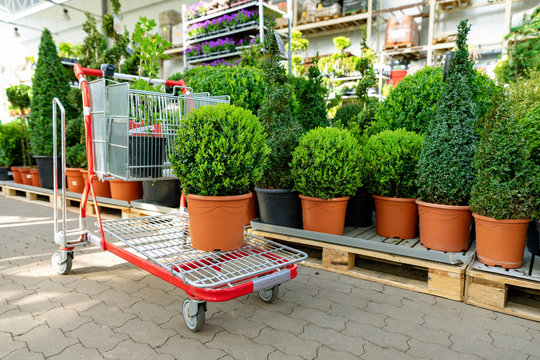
[416,20,478,206]
[29,28,73,156]
[170,104,269,196]
[506,69,540,120]
[79,13,107,69]
[287,30,309,76]
[291,127,362,199]
[355,27,377,107]
[333,104,361,129]
[0,120,23,167]
[66,143,86,169]
[333,36,351,52]
[470,100,535,219]
[363,129,424,198]
[495,6,540,83]
[520,104,540,220]
[257,27,303,189]
[470,70,499,123]
[374,67,444,134]
[288,65,328,130]
[6,85,31,165]
[239,43,265,68]
[133,16,171,87]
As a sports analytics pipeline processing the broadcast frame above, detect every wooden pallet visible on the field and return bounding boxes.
[432,32,457,44]
[248,229,468,301]
[465,259,540,322]
[315,14,340,22]
[438,0,471,10]
[384,42,414,50]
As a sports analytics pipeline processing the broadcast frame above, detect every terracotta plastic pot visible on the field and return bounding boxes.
[109,179,142,202]
[29,168,41,187]
[373,195,418,239]
[11,167,22,184]
[417,200,472,252]
[187,193,251,252]
[80,170,111,198]
[19,167,33,186]
[65,168,85,193]
[245,191,259,226]
[473,213,530,269]
[299,195,349,236]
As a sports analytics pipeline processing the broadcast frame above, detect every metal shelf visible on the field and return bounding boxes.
[186,50,244,65]
[185,24,263,46]
[185,1,285,26]
[101,213,306,288]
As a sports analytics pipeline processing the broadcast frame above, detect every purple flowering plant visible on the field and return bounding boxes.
[186,9,259,39]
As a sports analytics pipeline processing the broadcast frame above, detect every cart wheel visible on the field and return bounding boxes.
[182,298,205,332]
[258,285,279,303]
[51,251,73,275]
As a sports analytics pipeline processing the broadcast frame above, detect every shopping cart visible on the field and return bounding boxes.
[51,64,307,331]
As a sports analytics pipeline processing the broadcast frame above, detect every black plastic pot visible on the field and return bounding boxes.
[255,187,302,229]
[129,137,166,179]
[0,167,11,180]
[345,190,373,227]
[142,179,181,208]
[34,156,61,189]
[526,220,540,256]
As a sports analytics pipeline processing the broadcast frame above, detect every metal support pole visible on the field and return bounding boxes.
[288,0,293,75]
[182,4,187,70]
[426,0,435,66]
[502,0,513,57]
[367,0,373,46]
[259,0,264,45]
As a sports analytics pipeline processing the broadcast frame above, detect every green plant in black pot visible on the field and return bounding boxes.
[291,127,362,235]
[363,129,423,240]
[6,85,31,166]
[29,28,75,189]
[470,98,535,268]
[415,20,479,252]
[0,120,23,180]
[170,103,269,252]
[254,27,305,229]
[289,65,328,130]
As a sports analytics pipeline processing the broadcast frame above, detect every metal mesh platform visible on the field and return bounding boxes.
[100,214,306,288]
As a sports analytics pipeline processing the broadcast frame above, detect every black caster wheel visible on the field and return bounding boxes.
[51,250,73,275]
[258,285,279,303]
[182,298,206,332]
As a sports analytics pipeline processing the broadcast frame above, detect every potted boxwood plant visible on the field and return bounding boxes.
[415,20,478,252]
[291,127,362,235]
[5,85,31,168]
[29,28,74,189]
[363,129,423,239]
[470,99,535,269]
[171,103,269,252]
[0,120,23,181]
[255,27,304,229]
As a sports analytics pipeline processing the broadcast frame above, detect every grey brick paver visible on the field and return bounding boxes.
[48,343,103,360]
[450,334,529,360]
[315,346,360,360]
[16,325,78,357]
[300,323,365,356]
[36,307,92,332]
[362,343,420,360]
[103,339,174,360]
[67,322,129,353]
[351,286,405,307]
[422,313,494,343]
[124,301,173,325]
[206,331,274,360]
[2,348,45,360]
[0,332,26,358]
[366,300,424,324]
[207,312,267,339]
[0,309,44,336]
[93,289,141,309]
[250,308,308,335]
[407,339,482,360]
[280,288,333,312]
[343,319,411,352]
[129,287,178,307]
[268,350,305,360]
[328,303,387,328]
[80,303,137,329]
[290,305,348,331]
[12,293,61,315]
[384,317,451,347]
[50,292,101,313]
[157,334,227,359]
[490,331,540,357]
[253,327,320,359]
[114,318,175,347]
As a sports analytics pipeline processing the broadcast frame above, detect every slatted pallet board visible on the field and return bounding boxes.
[248,221,474,301]
[465,253,540,322]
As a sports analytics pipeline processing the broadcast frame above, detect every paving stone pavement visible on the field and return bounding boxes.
[1,195,540,360]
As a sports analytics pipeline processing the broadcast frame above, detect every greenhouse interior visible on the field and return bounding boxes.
[0,0,539,358]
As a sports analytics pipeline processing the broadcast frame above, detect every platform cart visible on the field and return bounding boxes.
[51,64,307,331]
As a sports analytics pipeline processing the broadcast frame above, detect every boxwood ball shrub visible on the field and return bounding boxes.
[470,100,535,220]
[171,103,269,196]
[363,129,423,199]
[521,104,540,220]
[291,127,363,200]
[0,120,23,167]
[374,67,444,134]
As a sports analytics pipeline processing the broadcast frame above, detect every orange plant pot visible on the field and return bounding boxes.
[19,167,33,186]
[187,193,251,252]
[80,170,111,198]
[29,168,41,187]
[373,195,418,239]
[299,195,349,236]
[417,200,472,252]
[65,168,85,193]
[11,166,23,184]
[109,179,143,202]
[245,191,259,226]
[473,213,530,269]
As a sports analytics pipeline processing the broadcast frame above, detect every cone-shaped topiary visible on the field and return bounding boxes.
[470,99,535,220]
[171,103,269,196]
[29,28,73,156]
[416,20,478,206]
[291,127,363,200]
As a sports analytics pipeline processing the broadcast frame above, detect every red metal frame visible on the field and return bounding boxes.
[71,64,298,302]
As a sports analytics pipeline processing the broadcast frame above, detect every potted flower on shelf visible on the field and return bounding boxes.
[363,129,424,239]
[171,103,269,252]
[0,120,23,181]
[415,20,477,252]
[291,127,362,235]
[470,99,535,269]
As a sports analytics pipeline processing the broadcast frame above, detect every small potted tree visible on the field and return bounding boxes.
[5,85,31,168]
[291,127,362,235]
[470,99,535,269]
[0,120,23,180]
[363,129,424,239]
[415,20,478,252]
[171,103,269,251]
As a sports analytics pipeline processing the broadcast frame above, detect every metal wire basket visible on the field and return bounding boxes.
[88,79,230,181]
